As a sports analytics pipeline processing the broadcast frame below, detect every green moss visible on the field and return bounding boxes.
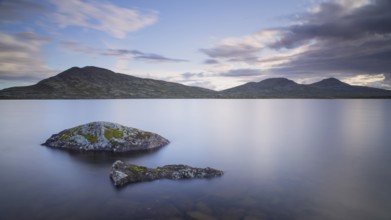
[130,165,147,173]
[104,129,123,140]
[156,167,166,171]
[83,134,97,143]
[104,130,113,139]
[60,133,71,140]
[113,130,123,138]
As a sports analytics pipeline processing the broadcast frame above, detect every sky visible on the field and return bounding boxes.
[0,0,390,90]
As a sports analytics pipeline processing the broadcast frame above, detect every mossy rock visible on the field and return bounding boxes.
[110,160,224,187]
[104,129,123,140]
[42,121,169,152]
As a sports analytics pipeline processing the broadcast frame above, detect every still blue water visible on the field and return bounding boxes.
[0,99,390,220]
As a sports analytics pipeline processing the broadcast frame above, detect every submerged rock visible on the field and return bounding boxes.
[110,160,224,187]
[42,121,169,152]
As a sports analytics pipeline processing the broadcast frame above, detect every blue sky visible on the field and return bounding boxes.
[1,0,390,90]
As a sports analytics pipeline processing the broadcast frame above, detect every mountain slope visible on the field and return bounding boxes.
[222,77,391,98]
[309,77,351,89]
[223,78,313,98]
[0,66,219,99]
[307,78,391,98]
[1,67,390,99]
[224,78,301,93]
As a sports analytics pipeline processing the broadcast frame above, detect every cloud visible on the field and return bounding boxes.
[132,53,188,63]
[342,73,391,89]
[170,74,216,90]
[268,0,391,79]
[49,0,158,39]
[271,0,391,49]
[199,29,279,63]
[59,43,187,63]
[271,36,391,75]
[103,49,140,56]
[203,59,219,64]
[0,0,47,23]
[181,72,205,79]
[61,41,100,54]
[1,0,158,39]
[14,32,51,42]
[227,57,260,64]
[200,0,391,89]
[219,68,261,77]
[0,32,54,81]
[103,49,188,63]
[200,43,261,59]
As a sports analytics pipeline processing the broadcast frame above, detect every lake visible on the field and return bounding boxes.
[1,99,391,220]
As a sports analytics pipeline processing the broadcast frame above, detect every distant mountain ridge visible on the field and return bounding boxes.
[0,66,219,99]
[310,77,350,89]
[0,66,390,99]
[222,77,391,98]
[223,78,304,94]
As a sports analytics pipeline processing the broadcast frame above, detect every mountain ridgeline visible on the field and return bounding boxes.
[0,66,390,99]
[0,67,217,99]
[222,77,391,98]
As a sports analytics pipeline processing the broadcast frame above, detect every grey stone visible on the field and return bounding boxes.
[42,121,169,153]
[110,160,224,187]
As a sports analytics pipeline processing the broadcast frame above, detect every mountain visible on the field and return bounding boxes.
[222,77,391,98]
[222,78,311,98]
[0,66,219,99]
[224,78,300,92]
[306,77,391,98]
[0,67,390,99]
[309,77,350,89]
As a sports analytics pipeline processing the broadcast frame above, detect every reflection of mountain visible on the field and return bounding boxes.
[222,77,391,98]
[1,66,391,98]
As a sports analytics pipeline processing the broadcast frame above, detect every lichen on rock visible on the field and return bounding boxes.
[110,160,224,187]
[42,121,169,152]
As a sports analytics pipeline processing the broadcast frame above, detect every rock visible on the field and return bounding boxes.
[110,160,224,187]
[42,121,169,152]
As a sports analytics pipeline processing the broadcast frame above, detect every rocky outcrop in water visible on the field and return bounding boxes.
[42,122,169,152]
[110,160,224,186]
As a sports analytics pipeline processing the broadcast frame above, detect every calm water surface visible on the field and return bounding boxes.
[1,99,391,220]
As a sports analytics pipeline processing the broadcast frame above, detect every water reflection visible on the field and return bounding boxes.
[44,144,168,166]
[0,99,391,219]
